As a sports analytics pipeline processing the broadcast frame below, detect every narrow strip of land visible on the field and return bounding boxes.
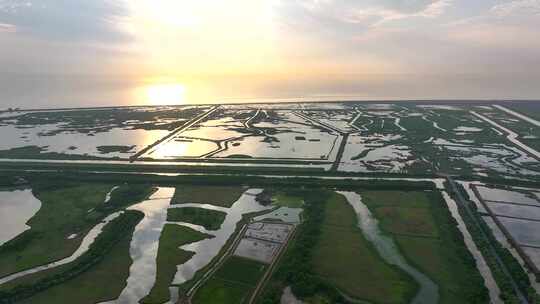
[447,177,529,304]
[494,105,540,128]
[471,111,540,161]
[348,109,365,132]
[130,105,220,162]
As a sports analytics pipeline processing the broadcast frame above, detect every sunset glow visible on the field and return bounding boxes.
[143,83,186,106]
[1,0,539,108]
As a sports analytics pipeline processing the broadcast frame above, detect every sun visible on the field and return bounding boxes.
[144,83,186,106]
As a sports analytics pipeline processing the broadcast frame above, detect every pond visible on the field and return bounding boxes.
[0,189,41,246]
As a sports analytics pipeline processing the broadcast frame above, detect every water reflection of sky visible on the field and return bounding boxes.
[171,188,271,285]
[105,187,175,304]
[0,189,41,246]
[0,123,169,158]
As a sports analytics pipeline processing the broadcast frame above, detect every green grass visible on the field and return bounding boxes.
[361,191,438,238]
[0,182,115,277]
[172,185,246,207]
[0,182,154,278]
[0,210,144,303]
[142,224,213,304]
[361,190,489,304]
[193,257,265,304]
[312,192,417,303]
[18,214,140,304]
[214,256,267,286]
[272,192,304,208]
[167,207,227,230]
[192,278,251,304]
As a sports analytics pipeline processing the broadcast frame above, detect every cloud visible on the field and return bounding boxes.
[276,0,452,30]
[0,22,15,32]
[0,0,130,42]
[490,0,540,17]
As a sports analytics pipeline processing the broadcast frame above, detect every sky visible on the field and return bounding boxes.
[0,0,539,107]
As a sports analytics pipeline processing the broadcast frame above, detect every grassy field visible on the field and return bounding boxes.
[0,182,115,277]
[0,181,155,278]
[0,210,144,303]
[272,192,304,208]
[312,192,417,303]
[172,185,247,207]
[361,190,489,304]
[17,212,141,304]
[361,191,438,238]
[192,256,266,304]
[214,256,267,286]
[142,224,212,304]
[192,278,251,304]
[167,207,227,230]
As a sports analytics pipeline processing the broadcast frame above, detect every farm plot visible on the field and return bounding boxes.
[0,106,209,159]
[192,256,267,304]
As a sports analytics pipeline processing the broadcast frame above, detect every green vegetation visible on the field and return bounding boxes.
[193,278,251,304]
[167,208,227,230]
[15,212,138,304]
[96,145,136,154]
[258,189,409,304]
[0,182,115,277]
[142,224,212,304]
[0,145,118,161]
[0,107,205,132]
[193,257,266,304]
[214,257,267,286]
[175,207,276,300]
[362,191,439,238]
[0,210,144,303]
[99,184,155,212]
[312,192,416,303]
[0,181,153,278]
[361,190,489,304]
[272,192,304,208]
[172,185,246,207]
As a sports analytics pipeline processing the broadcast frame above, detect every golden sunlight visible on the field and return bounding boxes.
[143,83,186,105]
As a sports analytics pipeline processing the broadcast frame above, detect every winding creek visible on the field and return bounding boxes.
[170,188,272,285]
[337,191,440,304]
[101,187,175,304]
[0,211,123,285]
[0,178,506,304]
